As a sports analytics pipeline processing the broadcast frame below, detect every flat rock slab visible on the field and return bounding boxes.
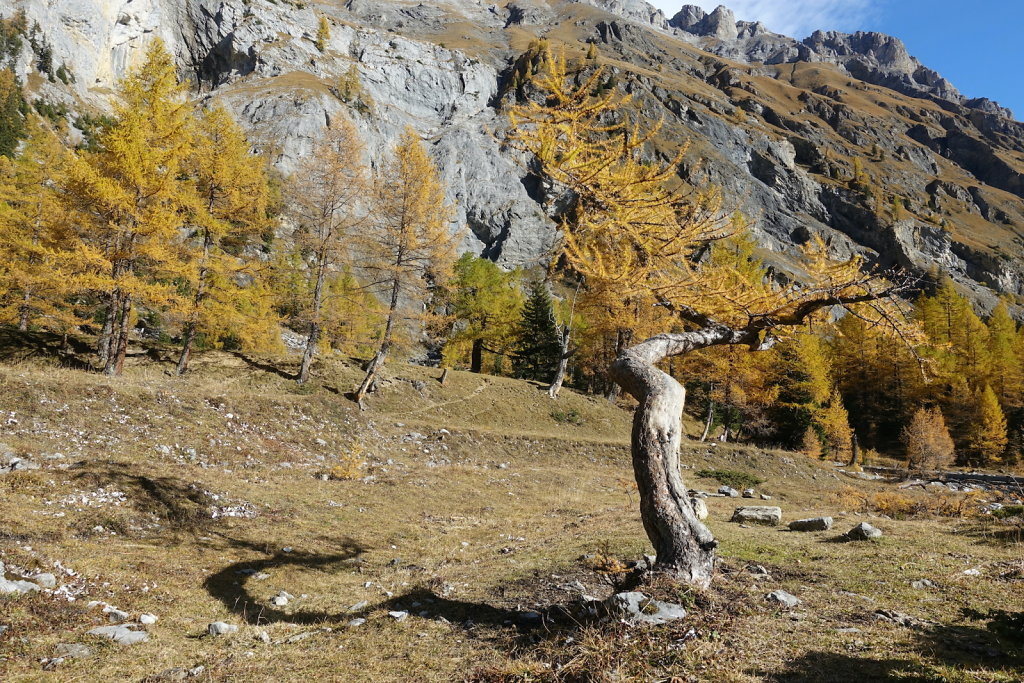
[604,591,687,625]
[0,577,41,595]
[88,624,149,645]
[789,516,833,531]
[766,590,801,608]
[731,506,783,525]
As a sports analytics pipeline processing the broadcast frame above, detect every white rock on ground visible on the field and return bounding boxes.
[88,624,150,645]
[766,590,801,608]
[603,591,688,626]
[788,517,833,531]
[208,621,238,636]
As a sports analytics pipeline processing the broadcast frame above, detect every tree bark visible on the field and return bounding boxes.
[17,290,30,331]
[354,279,400,404]
[97,294,116,367]
[105,292,132,376]
[848,432,860,468]
[607,326,767,586]
[547,325,571,399]
[471,338,484,374]
[177,233,212,376]
[298,252,329,384]
[700,393,714,442]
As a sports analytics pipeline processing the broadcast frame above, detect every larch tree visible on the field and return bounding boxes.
[968,384,1008,466]
[0,119,80,333]
[176,104,270,374]
[903,406,955,471]
[353,128,457,404]
[63,38,195,376]
[288,115,369,384]
[987,302,1022,414]
[444,253,524,374]
[509,49,915,585]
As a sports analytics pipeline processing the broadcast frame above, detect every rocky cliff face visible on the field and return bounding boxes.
[9,0,1024,312]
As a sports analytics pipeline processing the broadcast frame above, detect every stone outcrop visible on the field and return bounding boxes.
[7,0,1024,311]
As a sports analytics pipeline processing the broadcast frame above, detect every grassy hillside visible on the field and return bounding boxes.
[0,343,1022,681]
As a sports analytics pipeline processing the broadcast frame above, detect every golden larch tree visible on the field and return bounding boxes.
[0,119,81,334]
[353,128,457,404]
[176,104,271,374]
[63,38,195,375]
[288,116,369,384]
[903,406,955,471]
[509,49,915,585]
[968,384,1008,466]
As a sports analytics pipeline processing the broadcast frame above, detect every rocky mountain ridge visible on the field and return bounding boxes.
[7,0,1024,312]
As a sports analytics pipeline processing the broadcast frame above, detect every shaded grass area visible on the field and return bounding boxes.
[0,342,1022,681]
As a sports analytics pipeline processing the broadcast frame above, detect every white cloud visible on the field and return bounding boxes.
[648,1,877,38]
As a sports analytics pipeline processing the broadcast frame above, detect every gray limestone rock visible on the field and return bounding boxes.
[54,643,92,659]
[691,497,709,520]
[845,522,882,540]
[604,591,687,625]
[788,517,833,532]
[731,506,783,526]
[207,621,238,636]
[88,624,150,645]
[766,590,801,608]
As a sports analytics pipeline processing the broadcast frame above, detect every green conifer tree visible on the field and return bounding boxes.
[512,280,561,382]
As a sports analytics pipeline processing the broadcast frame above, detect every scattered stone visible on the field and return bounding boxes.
[835,627,861,634]
[270,595,288,607]
[32,573,58,589]
[0,624,8,636]
[208,621,238,636]
[766,590,801,608]
[348,618,367,627]
[257,630,271,643]
[88,624,150,645]
[788,517,833,532]
[911,579,936,590]
[875,609,930,628]
[844,522,882,540]
[105,608,131,623]
[742,488,756,498]
[603,591,688,625]
[691,497,709,520]
[746,564,771,577]
[518,610,543,625]
[139,613,158,625]
[349,600,368,612]
[388,610,409,622]
[719,486,740,497]
[760,493,772,500]
[0,577,41,595]
[54,643,92,659]
[731,506,783,526]
[963,568,982,576]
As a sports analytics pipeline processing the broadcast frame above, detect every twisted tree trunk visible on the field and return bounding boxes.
[608,326,764,586]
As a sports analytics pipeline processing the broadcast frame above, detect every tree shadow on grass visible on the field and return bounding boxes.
[765,651,939,682]
[0,327,96,371]
[202,536,369,626]
[233,352,299,381]
[70,461,222,532]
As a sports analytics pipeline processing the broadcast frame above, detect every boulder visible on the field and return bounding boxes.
[742,488,756,498]
[731,506,783,525]
[766,590,801,608]
[0,577,41,595]
[691,497,709,520]
[719,486,740,497]
[603,591,687,625]
[845,522,882,540]
[788,517,833,532]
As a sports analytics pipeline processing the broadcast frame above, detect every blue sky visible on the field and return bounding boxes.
[648,1,1023,120]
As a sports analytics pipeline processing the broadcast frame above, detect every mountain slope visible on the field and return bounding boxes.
[9,0,1024,311]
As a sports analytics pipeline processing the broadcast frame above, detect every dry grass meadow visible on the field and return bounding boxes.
[0,332,1022,681]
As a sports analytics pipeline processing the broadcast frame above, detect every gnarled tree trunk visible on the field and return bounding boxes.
[608,326,762,586]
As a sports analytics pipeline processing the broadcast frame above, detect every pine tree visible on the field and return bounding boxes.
[512,280,562,382]
[288,115,369,384]
[176,104,270,374]
[63,38,195,375]
[903,406,955,471]
[444,253,524,373]
[0,68,26,158]
[968,384,1008,466]
[353,128,457,403]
